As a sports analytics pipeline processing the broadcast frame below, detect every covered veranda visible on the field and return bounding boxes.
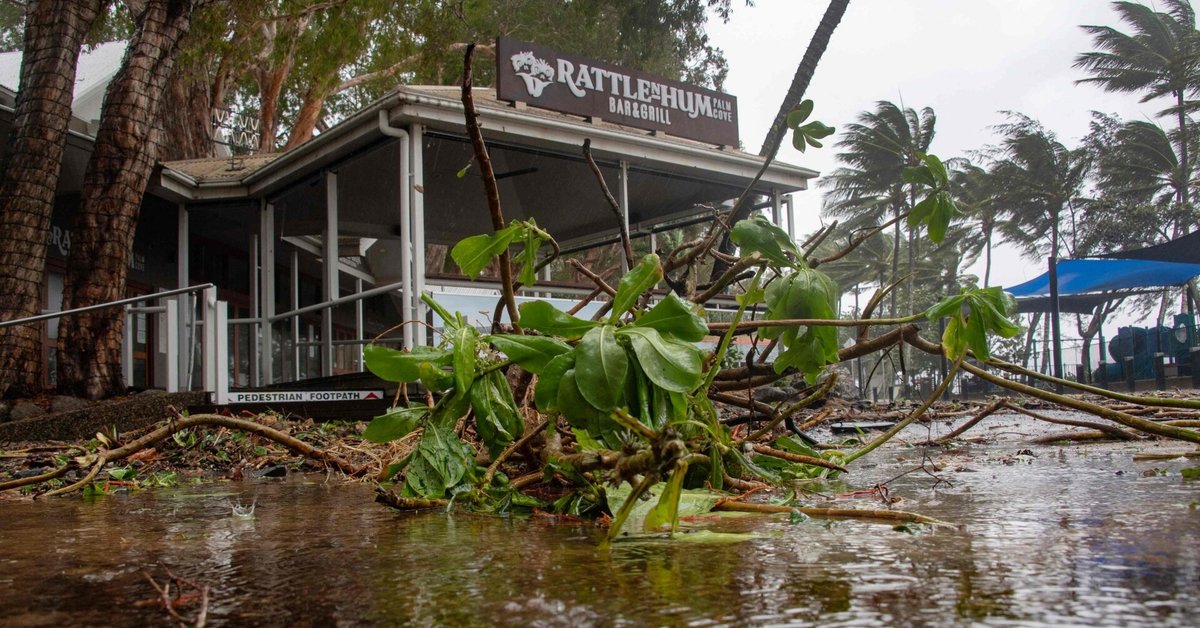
[152,86,817,394]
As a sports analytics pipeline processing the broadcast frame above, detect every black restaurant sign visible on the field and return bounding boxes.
[496,37,739,146]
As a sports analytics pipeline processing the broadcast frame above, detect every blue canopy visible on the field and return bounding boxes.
[1007,258,1200,297]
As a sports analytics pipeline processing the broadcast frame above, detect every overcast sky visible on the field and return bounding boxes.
[708,0,1171,297]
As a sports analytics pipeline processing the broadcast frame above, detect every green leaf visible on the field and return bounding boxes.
[404,422,474,498]
[606,482,723,537]
[556,369,609,433]
[941,316,968,361]
[925,294,966,322]
[429,389,472,429]
[451,325,480,396]
[518,300,599,339]
[363,405,427,443]
[736,284,766,306]
[487,334,572,374]
[964,313,991,361]
[364,344,451,383]
[901,165,937,187]
[644,464,687,533]
[421,293,460,331]
[793,130,807,152]
[633,292,708,342]
[730,214,801,268]
[108,467,136,481]
[535,352,575,413]
[922,152,949,186]
[450,225,519,279]
[470,371,524,457]
[571,428,604,452]
[611,254,663,321]
[786,100,814,128]
[907,194,938,229]
[927,196,951,242]
[576,326,628,411]
[618,326,703,393]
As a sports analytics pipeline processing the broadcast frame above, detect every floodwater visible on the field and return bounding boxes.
[2,419,1199,626]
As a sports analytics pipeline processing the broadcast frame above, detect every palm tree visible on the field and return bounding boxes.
[948,159,1000,287]
[821,101,937,304]
[989,113,1090,382]
[1075,0,1200,218]
[1093,117,1198,236]
[991,114,1091,261]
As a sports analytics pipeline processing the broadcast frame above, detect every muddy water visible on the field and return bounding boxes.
[1,439,1199,626]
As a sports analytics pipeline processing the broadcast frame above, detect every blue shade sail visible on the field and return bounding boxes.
[1007,259,1200,298]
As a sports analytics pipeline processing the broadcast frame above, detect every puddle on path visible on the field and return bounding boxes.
[2,424,1198,626]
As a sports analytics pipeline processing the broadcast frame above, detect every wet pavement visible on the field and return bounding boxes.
[1,412,1198,626]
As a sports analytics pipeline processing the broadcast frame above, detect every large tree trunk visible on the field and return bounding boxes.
[158,54,215,161]
[757,0,851,158]
[281,87,326,151]
[710,0,850,279]
[0,0,105,399]
[57,0,196,400]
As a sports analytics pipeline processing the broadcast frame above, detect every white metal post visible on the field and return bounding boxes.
[122,305,133,389]
[259,200,276,385]
[202,286,217,392]
[323,170,339,376]
[248,234,258,386]
[355,277,364,371]
[618,159,630,272]
[771,188,781,228]
[411,124,427,346]
[291,249,300,381]
[398,129,413,350]
[164,298,179,393]
[785,195,796,243]
[176,203,190,389]
[214,299,229,405]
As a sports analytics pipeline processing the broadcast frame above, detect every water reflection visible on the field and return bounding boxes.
[0,441,1197,626]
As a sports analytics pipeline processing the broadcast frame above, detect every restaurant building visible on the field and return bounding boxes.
[0,39,816,403]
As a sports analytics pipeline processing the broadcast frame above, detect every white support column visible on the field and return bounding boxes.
[785,195,796,243]
[322,170,339,377]
[259,201,276,385]
[771,189,782,230]
[202,286,218,392]
[164,298,178,393]
[176,203,190,390]
[248,234,259,386]
[355,277,364,372]
[411,124,427,345]
[214,300,229,405]
[398,129,413,350]
[122,305,133,389]
[291,249,300,381]
[618,160,630,271]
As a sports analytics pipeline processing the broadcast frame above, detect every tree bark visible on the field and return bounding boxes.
[709,0,850,280]
[158,54,215,160]
[0,0,105,399]
[281,87,326,151]
[757,0,851,159]
[57,0,197,399]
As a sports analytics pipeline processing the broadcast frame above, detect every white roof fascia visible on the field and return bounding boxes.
[390,90,817,191]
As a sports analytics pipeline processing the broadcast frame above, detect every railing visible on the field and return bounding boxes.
[0,283,227,399]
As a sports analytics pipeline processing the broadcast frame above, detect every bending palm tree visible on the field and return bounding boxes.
[1075,0,1200,219]
[822,101,936,310]
[990,113,1090,382]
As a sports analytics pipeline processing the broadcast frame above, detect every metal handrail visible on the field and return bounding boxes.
[0,283,216,329]
[269,278,408,323]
